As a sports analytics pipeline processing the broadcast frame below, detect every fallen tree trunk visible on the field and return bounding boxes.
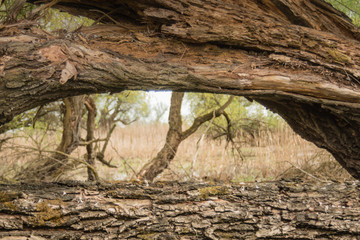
[1,0,360,178]
[0,180,359,239]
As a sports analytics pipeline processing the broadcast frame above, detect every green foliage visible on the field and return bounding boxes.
[325,0,360,26]
[0,91,148,134]
[95,91,150,129]
[0,102,61,135]
[185,93,281,141]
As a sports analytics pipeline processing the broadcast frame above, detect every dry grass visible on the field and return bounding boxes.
[0,121,353,182]
[0,129,61,181]
[63,121,353,182]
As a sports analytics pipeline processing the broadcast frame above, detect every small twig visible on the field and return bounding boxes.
[91,8,119,25]
[96,154,117,168]
[283,161,330,183]
[177,161,192,180]
[231,65,240,73]
[100,124,116,155]
[0,20,37,28]
[111,145,137,178]
[89,9,130,30]
[29,0,61,19]
[13,145,100,181]
[191,112,216,175]
[179,42,189,61]
[32,105,44,128]
[344,69,360,85]
[79,138,107,146]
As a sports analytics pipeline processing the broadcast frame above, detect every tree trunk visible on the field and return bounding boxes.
[1,0,360,178]
[84,96,96,181]
[0,180,359,239]
[43,96,84,180]
[54,97,83,161]
[137,92,184,181]
[16,96,84,181]
[138,93,233,181]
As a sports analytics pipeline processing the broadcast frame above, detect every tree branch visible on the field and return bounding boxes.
[182,96,234,140]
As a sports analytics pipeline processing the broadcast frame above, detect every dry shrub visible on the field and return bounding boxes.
[0,128,82,182]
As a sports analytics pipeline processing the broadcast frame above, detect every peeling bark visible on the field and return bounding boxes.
[1,0,360,178]
[0,180,360,239]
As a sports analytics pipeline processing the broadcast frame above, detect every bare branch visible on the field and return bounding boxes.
[78,138,107,146]
[182,96,234,140]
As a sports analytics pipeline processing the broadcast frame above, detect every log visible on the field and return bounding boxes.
[1,0,360,178]
[0,180,359,239]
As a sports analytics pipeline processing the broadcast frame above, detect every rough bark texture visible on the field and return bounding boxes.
[0,180,359,239]
[1,0,360,178]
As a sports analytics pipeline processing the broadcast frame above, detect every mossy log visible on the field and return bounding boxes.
[0,180,359,239]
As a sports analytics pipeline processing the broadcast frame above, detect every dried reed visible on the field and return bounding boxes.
[0,121,353,182]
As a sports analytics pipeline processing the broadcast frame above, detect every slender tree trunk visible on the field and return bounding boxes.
[16,96,84,181]
[53,97,84,162]
[138,93,233,181]
[137,92,184,181]
[84,96,96,181]
[42,96,84,180]
[48,96,84,178]
[0,180,359,239]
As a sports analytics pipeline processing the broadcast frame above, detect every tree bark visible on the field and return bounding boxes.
[15,96,85,181]
[1,0,360,178]
[42,96,84,180]
[0,180,359,239]
[84,96,97,181]
[137,92,184,181]
[137,93,233,181]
